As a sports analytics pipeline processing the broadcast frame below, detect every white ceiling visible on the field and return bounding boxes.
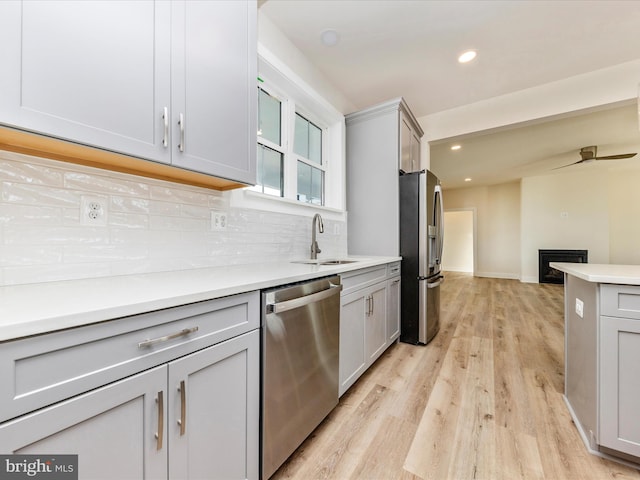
[260,0,640,189]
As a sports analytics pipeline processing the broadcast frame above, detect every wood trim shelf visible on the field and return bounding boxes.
[0,126,248,191]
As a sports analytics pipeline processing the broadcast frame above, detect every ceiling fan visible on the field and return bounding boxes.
[555,145,637,169]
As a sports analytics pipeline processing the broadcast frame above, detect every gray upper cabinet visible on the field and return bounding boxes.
[0,0,256,186]
[400,111,422,173]
[0,1,172,164]
[171,0,257,185]
[346,97,423,256]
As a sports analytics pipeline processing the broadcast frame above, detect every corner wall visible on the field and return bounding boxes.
[444,181,521,279]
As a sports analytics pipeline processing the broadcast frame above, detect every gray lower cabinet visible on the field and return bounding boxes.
[0,365,168,479]
[599,285,640,458]
[339,290,367,397]
[168,331,259,480]
[387,275,401,343]
[0,292,260,479]
[0,0,256,185]
[366,284,388,365]
[339,262,401,396]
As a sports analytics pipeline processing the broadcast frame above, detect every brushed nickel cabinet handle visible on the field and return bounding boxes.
[155,391,164,451]
[178,113,185,152]
[162,107,169,147]
[138,327,199,348]
[178,380,186,436]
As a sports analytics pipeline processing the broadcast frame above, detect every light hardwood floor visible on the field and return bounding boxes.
[271,272,640,480]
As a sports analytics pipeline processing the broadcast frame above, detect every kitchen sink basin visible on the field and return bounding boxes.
[291,259,359,266]
[318,260,358,265]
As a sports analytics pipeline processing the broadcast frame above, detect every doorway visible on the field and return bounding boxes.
[442,209,475,274]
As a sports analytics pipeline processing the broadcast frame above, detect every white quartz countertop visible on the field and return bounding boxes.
[0,256,400,342]
[550,262,640,285]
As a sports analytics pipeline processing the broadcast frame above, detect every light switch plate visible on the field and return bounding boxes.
[575,298,584,318]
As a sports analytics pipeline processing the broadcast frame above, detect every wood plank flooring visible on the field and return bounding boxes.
[271,272,640,480]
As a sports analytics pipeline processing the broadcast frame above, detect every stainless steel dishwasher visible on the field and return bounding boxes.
[261,275,342,479]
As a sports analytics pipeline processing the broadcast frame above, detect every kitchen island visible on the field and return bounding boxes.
[551,262,640,468]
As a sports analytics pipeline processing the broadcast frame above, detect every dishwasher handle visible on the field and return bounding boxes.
[266,283,342,314]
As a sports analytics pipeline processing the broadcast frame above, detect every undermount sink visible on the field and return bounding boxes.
[291,259,359,266]
[318,259,358,265]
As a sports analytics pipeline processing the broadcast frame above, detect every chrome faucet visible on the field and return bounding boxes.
[311,213,324,259]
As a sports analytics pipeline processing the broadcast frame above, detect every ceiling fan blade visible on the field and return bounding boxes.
[595,153,637,160]
[552,160,584,170]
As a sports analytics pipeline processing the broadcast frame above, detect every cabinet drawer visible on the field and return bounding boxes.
[387,262,401,278]
[601,284,640,319]
[0,291,259,423]
[340,266,387,296]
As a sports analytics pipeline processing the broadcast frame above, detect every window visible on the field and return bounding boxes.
[252,84,328,206]
[294,114,323,205]
[255,87,284,197]
[237,49,345,216]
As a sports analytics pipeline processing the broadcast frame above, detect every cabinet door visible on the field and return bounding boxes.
[339,291,367,396]
[171,0,257,184]
[366,284,388,365]
[411,131,421,171]
[387,277,401,343]
[599,316,640,457]
[168,330,259,480]
[0,365,167,480]
[400,115,413,173]
[0,1,172,164]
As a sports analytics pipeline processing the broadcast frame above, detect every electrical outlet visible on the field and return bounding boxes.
[211,211,228,231]
[575,298,584,318]
[80,195,108,226]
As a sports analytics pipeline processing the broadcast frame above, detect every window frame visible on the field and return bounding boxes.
[255,81,330,206]
[255,85,286,197]
[233,47,346,220]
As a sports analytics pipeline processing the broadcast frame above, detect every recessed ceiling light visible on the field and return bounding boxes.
[458,50,477,63]
[464,178,472,182]
[451,144,461,151]
[320,29,340,47]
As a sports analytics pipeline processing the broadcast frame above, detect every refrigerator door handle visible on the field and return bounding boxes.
[434,184,444,265]
[427,276,445,289]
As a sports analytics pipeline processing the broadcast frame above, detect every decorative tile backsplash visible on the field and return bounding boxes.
[0,151,348,286]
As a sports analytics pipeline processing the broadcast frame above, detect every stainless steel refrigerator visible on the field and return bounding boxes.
[399,169,444,344]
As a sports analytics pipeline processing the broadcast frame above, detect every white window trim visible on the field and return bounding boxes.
[231,44,346,222]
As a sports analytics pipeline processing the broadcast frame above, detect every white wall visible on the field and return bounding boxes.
[441,166,640,283]
[443,182,521,279]
[442,210,474,273]
[418,59,640,142]
[258,13,356,115]
[520,171,609,282]
[609,166,640,264]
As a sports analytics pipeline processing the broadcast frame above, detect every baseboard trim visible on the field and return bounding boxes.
[474,271,520,280]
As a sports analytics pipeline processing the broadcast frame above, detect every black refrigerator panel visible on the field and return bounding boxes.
[400,170,443,345]
[399,172,421,344]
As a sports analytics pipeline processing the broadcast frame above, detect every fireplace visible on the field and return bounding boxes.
[538,249,588,284]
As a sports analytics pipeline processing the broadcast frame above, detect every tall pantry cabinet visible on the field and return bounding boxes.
[346,97,424,256]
